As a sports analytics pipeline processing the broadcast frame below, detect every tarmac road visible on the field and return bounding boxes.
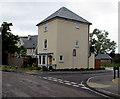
[2,70,112,98]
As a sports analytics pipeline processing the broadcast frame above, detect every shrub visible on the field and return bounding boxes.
[42,66,48,71]
[34,67,41,70]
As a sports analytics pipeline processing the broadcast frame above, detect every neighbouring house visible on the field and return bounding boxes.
[36,7,92,69]
[95,54,113,68]
[17,35,38,58]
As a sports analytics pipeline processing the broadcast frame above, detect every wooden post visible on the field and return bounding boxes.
[113,67,116,79]
[117,67,119,78]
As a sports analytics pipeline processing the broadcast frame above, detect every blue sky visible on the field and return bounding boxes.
[0,0,119,53]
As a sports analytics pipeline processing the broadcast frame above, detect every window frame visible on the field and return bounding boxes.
[75,40,79,48]
[75,23,80,29]
[44,24,48,32]
[43,39,47,50]
[59,55,64,62]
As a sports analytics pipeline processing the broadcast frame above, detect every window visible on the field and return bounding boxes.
[73,49,76,56]
[75,40,79,48]
[59,55,64,62]
[39,55,46,65]
[44,24,48,32]
[39,56,41,64]
[43,39,47,49]
[75,23,80,29]
[43,56,46,65]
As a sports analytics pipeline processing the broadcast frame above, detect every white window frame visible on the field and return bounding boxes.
[44,24,48,32]
[39,55,46,65]
[75,40,79,48]
[43,39,47,50]
[59,55,64,63]
[75,23,80,29]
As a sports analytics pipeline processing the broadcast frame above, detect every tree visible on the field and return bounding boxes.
[16,45,27,58]
[89,28,117,55]
[1,22,26,65]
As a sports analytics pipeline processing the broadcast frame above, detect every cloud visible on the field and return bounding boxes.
[0,1,119,52]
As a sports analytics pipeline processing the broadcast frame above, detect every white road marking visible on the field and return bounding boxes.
[81,87,89,89]
[53,79,58,82]
[43,77,47,79]
[48,77,52,78]
[58,79,63,82]
[64,80,70,83]
[72,84,79,87]
[59,81,64,83]
[78,84,85,87]
[65,82,72,85]
[52,78,57,80]
[48,78,52,80]
[71,82,77,85]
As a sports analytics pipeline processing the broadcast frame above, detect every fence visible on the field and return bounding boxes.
[7,57,38,68]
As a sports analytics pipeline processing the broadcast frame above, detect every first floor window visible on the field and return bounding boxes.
[59,55,64,62]
[75,40,79,48]
[43,39,47,49]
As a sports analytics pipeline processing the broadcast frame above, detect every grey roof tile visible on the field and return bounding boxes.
[20,35,38,49]
[36,7,91,26]
[95,54,112,59]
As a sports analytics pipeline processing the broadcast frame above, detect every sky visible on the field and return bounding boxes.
[0,0,119,53]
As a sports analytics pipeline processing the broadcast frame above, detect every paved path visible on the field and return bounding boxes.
[87,73,120,99]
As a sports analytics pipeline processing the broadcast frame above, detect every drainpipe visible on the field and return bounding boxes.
[88,25,90,69]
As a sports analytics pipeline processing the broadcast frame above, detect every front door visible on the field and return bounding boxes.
[48,55,52,65]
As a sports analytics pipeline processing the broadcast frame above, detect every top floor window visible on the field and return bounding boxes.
[75,23,80,29]
[75,40,79,48]
[44,24,48,32]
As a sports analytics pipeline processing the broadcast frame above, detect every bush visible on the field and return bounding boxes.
[42,66,48,71]
[32,63,37,67]
[34,67,41,70]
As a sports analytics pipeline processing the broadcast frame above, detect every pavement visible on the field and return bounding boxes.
[86,70,120,99]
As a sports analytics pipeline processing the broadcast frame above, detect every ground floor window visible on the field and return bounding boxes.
[59,55,64,62]
[43,56,45,65]
[39,55,46,65]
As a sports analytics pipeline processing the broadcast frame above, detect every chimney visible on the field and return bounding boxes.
[28,35,31,40]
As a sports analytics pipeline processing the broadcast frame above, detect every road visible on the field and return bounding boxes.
[2,69,112,98]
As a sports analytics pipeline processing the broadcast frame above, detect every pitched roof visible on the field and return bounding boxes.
[95,54,112,60]
[20,35,38,49]
[36,7,91,26]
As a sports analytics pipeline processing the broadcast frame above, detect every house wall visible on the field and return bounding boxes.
[27,48,35,56]
[38,18,89,69]
[89,53,95,68]
[56,19,89,69]
[101,59,112,63]
[38,19,58,65]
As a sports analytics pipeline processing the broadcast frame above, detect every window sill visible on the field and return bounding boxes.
[75,46,79,48]
[59,60,64,63]
[43,48,47,50]
[44,30,48,32]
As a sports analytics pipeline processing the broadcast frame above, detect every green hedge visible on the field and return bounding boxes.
[0,65,105,71]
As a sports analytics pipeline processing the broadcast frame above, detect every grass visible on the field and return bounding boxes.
[101,63,120,67]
